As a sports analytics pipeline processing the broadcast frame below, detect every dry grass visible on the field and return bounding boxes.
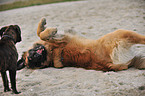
[0,0,80,11]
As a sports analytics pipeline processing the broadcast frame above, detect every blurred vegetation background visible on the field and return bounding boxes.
[0,0,80,11]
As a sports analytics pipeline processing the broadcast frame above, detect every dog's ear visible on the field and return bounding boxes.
[0,26,8,36]
[22,51,27,59]
[14,25,22,42]
[17,58,25,70]
[17,51,27,70]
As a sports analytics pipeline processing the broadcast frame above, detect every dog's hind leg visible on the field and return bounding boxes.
[9,70,20,94]
[1,72,11,92]
[120,30,145,44]
[120,30,145,69]
[87,62,128,71]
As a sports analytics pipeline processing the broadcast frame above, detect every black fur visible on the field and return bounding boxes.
[17,44,47,69]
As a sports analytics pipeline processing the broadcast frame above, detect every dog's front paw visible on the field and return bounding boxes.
[39,28,58,41]
[12,90,21,94]
[4,87,11,92]
[46,28,57,37]
[40,18,46,26]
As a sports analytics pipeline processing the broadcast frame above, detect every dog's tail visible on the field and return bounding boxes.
[129,55,145,69]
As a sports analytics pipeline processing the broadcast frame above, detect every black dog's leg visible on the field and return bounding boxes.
[9,70,20,94]
[1,72,11,92]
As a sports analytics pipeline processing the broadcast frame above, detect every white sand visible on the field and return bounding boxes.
[0,0,145,96]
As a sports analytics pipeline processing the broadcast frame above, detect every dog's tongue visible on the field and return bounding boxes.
[36,49,43,54]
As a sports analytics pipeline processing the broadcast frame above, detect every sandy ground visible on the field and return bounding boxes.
[0,0,145,96]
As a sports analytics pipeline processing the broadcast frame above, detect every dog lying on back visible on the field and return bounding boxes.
[18,18,145,71]
[0,25,21,94]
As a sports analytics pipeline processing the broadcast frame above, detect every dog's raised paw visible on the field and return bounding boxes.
[40,18,46,26]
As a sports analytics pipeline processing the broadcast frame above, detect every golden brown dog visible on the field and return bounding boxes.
[0,25,21,94]
[17,18,145,71]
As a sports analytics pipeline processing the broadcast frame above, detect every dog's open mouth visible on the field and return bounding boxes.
[36,47,44,54]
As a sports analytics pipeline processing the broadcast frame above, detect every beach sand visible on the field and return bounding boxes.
[0,0,145,95]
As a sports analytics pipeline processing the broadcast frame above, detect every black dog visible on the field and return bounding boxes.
[0,25,21,94]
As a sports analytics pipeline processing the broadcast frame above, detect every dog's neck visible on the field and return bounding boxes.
[1,35,16,44]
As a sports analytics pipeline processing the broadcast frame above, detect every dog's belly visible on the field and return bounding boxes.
[110,41,145,65]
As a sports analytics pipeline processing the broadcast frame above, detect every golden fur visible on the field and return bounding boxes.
[18,18,145,71]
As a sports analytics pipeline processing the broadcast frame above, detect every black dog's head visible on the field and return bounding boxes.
[17,44,47,69]
[0,25,22,43]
